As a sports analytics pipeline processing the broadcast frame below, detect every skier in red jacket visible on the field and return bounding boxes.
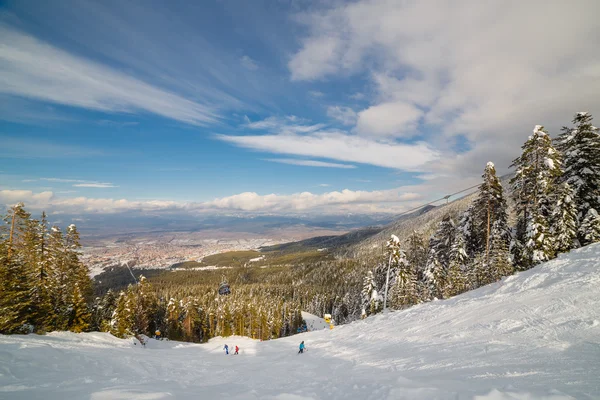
[234,345,239,355]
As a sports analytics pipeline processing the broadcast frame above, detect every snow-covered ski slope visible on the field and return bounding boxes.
[2,244,600,399]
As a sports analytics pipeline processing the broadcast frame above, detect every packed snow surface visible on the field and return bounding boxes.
[2,244,600,399]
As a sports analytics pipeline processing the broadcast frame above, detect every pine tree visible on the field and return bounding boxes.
[457,204,478,258]
[111,291,134,338]
[488,221,514,282]
[390,250,419,309]
[551,183,579,253]
[472,162,511,267]
[0,241,33,333]
[405,231,427,280]
[424,215,456,299]
[556,112,600,225]
[445,232,469,297]
[69,283,91,333]
[511,126,561,268]
[361,271,380,316]
[579,209,600,245]
[47,226,69,330]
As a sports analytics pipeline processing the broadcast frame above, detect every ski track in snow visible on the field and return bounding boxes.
[2,244,600,399]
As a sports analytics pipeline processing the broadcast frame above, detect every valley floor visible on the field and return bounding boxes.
[1,244,600,399]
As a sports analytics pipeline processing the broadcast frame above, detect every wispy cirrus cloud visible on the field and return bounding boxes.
[21,178,118,188]
[0,24,219,125]
[72,183,118,188]
[222,115,439,170]
[240,55,258,71]
[264,158,356,169]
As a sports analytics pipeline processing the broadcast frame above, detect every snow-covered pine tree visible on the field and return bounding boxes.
[445,231,469,297]
[424,214,456,299]
[406,231,427,281]
[390,249,419,309]
[47,225,69,330]
[472,162,511,265]
[551,183,579,253]
[555,112,600,226]
[111,290,134,338]
[361,271,380,316]
[457,204,479,258]
[131,275,158,336]
[579,208,600,245]
[488,221,513,283]
[510,126,561,268]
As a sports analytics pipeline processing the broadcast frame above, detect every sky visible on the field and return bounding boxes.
[1,0,600,218]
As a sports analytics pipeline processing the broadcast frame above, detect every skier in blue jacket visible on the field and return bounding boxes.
[298,341,305,354]
[224,344,229,355]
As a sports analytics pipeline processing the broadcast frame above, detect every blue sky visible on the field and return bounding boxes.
[1,0,599,216]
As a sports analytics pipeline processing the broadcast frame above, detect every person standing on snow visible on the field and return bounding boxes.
[298,341,305,354]
[224,344,229,355]
[234,345,239,355]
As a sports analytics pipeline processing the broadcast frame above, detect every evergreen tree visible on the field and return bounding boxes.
[579,209,600,245]
[69,283,91,333]
[445,232,469,297]
[556,112,600,224]
[488,221,514,282]
[0,241,33,333]
[111,291,134,338]
[457,204,478,258]
[390,249,419,309]
[405,231,427,280]
[361,271,380,316]
[472,162,511,266]
[511,125,561,268]
[551,183,579,253]
[424,215,456,299]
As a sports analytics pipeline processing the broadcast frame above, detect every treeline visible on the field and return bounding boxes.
[0,205,92,333]
[361,112,600,316]
[93,259,367,342]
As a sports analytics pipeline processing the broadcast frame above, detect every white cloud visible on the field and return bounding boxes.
[0,187,423,215]
[217,131,438,170]
[327,106,357,125]
[288,0,600,179]
[72,183,118,188]
[0,25,219,125]
[319,184,330,187]
[264,158,356,169]
[240,55,258,71]
[244,116,325,134]
[356,101,422,137]
[202,189,421,212]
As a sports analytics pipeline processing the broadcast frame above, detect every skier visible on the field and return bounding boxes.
[234,345,239,355]
[223,344,229,355]
[298,341,305,354]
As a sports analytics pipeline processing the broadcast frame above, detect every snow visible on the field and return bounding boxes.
[2,244,600,399]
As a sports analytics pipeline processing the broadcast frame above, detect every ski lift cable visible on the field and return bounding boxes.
[394,182,483,219]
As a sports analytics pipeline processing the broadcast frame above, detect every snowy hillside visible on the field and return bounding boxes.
[2,244,600,399]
